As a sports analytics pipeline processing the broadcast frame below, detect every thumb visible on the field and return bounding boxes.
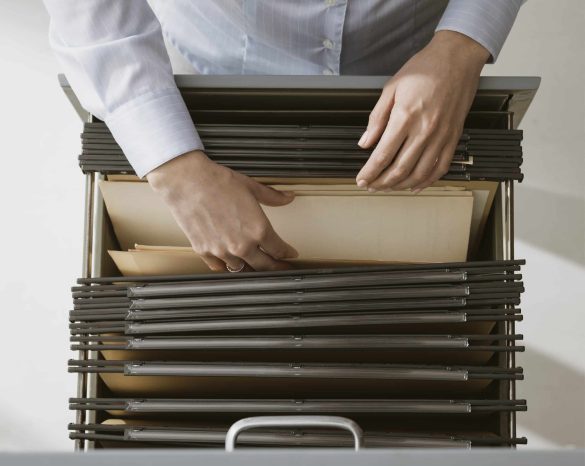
[249,181,295,207]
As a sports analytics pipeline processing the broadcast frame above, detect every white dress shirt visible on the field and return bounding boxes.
[44,0,525,177]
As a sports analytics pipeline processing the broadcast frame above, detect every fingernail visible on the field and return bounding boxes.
[368,187,377,193]
[283,190,295,197]
[358,130,369,147]
[413,188,422,194]
[357,179,368,188]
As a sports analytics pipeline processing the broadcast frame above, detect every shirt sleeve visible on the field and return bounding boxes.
[44,0,204,177]
[435,0,526,62]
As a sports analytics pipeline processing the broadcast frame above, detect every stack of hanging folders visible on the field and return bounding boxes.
[68,172,526,448]
[78,122,524,181]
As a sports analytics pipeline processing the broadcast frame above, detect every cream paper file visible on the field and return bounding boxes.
[102,178,495,255]
[110,245,432,276]
[270,181,496,256]
[100,180,473,266]
[108,249,211,276]
[100,180,187,250]
[264,195,472,262]
[432,180,497,255]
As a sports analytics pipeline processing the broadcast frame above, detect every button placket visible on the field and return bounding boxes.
[321,0,346,76]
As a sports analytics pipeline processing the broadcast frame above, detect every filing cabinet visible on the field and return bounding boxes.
[60,74,540,451]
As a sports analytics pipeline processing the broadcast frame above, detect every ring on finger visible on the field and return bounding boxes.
[226,261,246,273]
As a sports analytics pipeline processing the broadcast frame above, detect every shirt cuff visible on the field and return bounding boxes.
[105,88,203,178]
[436,0,525,63]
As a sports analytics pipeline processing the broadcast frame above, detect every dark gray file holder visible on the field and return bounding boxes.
[60,74,540,451]
[79,122,524,180]
[69,397,527,415]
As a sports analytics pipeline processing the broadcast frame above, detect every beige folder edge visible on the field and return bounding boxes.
[105,175,496,254]
[100,180,495,275]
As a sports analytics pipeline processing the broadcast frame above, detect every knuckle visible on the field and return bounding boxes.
[251,226,269,244]
[427,114,441,131]
[197,245,214,257]
[418,128,432,139]
[391,165,408,180]
[209,247,226,259]
[417,166,434,180]
[420,120,441,138]
[419,125,434,139]
[230,242,253,258]
[420,125,436,139]
[391,111,412,128]
[391,106,409,122]
[372,150,392,164]
[410,174,426,186]
[368,110,384,127]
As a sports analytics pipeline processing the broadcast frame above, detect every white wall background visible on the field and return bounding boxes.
[0,0,583,451]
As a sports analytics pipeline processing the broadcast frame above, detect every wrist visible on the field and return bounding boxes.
[431,30,490,68]
[146,150,210,193]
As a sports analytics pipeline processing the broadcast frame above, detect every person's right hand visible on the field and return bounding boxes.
[146,150,298,272]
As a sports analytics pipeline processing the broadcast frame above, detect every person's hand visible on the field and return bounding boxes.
[356,30,491,192]
[146,150,298,272]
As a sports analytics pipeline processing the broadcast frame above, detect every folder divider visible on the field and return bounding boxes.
[67,359,524,382]
[122,305,516,321]
[67,425,526,448]
[75,260,526,285]
[127,270,469,298]
[68,397,528,414]
[68,311,526,336]
[125,286,471,310]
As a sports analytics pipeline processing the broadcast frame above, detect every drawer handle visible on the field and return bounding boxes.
[225,415,363,451]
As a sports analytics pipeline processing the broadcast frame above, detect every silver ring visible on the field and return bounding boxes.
[226,262,246,273]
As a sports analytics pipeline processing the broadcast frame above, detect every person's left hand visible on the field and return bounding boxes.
[356,30,490,192]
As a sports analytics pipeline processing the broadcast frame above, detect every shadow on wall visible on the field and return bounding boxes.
[515,186,585,266]
[517,348,585,447]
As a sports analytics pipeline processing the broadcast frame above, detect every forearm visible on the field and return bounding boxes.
[44,0,202,177]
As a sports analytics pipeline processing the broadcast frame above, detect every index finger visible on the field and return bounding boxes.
[356,114,408,186]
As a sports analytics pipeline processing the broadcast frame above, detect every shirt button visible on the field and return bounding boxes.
[323,39,334,49]
[324,0,336,6]
[322,68,334,75]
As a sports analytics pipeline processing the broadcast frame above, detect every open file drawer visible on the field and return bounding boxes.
[61,75,540,451]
